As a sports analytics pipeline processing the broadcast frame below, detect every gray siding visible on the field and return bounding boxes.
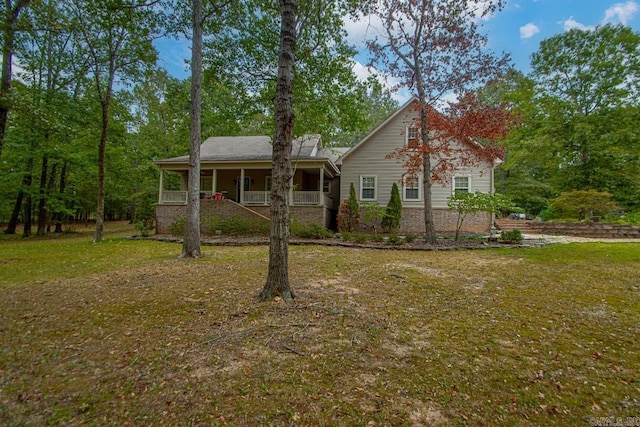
[340,105,494,209]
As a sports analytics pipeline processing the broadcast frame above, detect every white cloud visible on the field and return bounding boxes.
[351,60,410,104]
[470,0,503,21]
[603,1,639,25]
[561,17,595,32]
[342,14,383,48]
[520,22,540,39]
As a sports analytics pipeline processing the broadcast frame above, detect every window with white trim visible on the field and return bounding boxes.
[266,176,272,191]
[406,126,420,148]
[403,175,421,201]
[360,175,377,201]
[453,176,471,194]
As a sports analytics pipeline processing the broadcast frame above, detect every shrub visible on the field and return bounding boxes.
[351,232,369,244]
[337,183,361,233]
[219,215,269,236]
[292,221,333,239]
[361,202,385,232]
[133,193,156,237]
[550,190,617,220]
[370,233,385,243]
[386,232,404,245]
[500,229,523,244]
[382,182,402,231]
[404,234,416,243]
[168,217,186,236]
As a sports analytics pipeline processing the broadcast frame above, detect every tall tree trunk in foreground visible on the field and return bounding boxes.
[4,189,24,234]
[261,0,297,302]
[181,0,203,258]
[94,94,110,241]
[36,154,49,236]
[0,0,31,159]
[53,161,67,233]
[22,157,34,237]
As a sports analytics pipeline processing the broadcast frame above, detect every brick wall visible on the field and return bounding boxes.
[338,204,491,235]
[155,200,269,234]
[155,201,333,234]
[401,208,491,234]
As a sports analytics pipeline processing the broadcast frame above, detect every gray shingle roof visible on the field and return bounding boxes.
[155,134,341,163]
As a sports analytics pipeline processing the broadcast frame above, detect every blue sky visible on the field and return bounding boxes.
[156,0,640,98]
[483,0,640,74]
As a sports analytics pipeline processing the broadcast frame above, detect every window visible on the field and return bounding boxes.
[453,176,471,194]
[406,126,420,148]
[403,175,421,201]
[323,180,330,193]
[266,176,272,191]
[360,175,377,201]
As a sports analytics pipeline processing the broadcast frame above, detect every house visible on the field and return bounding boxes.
[154,135,344,234]
[338,97,499,234]
[154,98,498,235]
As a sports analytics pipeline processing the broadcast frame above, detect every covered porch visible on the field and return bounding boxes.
[158,163,337,209]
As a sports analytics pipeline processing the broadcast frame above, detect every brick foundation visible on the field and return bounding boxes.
[155,201,334,234]
[338,204,491,235]
[401,208,491,235]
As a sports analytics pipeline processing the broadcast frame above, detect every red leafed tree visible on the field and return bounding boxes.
[387,92,515,195]
[368,0,511,244]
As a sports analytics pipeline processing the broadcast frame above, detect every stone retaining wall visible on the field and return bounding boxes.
[496,219,640,238]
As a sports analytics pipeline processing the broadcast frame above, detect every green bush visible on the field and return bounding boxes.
[550,190,617,220]
[337,183,361,233]
[370,233,385,243]
[219,215,270,236]
[404,234,416,243]
[382,183,402,231]
[169,217,186,236]
[386,232,404,245]
[292,221,333,239]
[351,232,368,243]
[622,212,640,225]
[500,229,523,244]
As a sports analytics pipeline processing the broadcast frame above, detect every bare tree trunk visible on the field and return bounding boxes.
[4,189,24,234]
[416,86,437,244]
[53,161,67,233]
[94,100,109,241]
[36,154,49,236]
[261,0,297,302]
[45,162,58,233]
[181,0,203,258]
[0,0,31,159]
[23,157,34,237]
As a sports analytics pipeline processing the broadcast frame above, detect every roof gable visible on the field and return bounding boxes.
[340,96,419,161]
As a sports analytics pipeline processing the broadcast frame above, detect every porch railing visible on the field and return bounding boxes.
[161,191,187,203]
[243,191,270,205]
[243,190,328,206]
[161,190,331,207]
[292,191,319,205]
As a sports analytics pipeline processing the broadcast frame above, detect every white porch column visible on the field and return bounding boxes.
[289,174,294,206]
[240,168,245,204]
[158,169,164,204]
[318,167,324,206]
[212,169,217,194]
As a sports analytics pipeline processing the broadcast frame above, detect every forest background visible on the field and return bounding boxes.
[1,0,639,237]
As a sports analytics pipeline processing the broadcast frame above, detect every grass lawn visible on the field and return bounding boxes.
[1,222,639,426]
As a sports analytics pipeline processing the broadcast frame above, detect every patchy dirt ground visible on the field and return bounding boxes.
[1,225,639,425]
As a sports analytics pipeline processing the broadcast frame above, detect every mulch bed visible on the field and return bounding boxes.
[140,234,548,250]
